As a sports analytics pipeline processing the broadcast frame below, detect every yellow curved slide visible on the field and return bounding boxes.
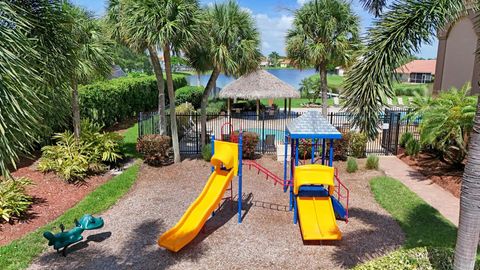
[158,169,235,252]
[297,196,341,241]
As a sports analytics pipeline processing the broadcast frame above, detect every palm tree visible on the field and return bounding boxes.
[341,0,479,268]
[286,0,360,116]
[0,1,76,176]
[106,0,168,136]
[69,6,113,139]
[268,51,281,66]
[185,0,261,147]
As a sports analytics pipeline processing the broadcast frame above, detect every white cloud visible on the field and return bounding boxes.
[241,7,253,14]
[254,13,294,56]
[297,0,308,6]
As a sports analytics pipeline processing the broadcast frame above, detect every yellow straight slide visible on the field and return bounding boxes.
[297,196,341,241]
[158,169,234,252]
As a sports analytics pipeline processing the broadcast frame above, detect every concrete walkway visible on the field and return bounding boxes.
[379,156,460,226]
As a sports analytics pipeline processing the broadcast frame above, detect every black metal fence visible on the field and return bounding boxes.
[138,109,419,156]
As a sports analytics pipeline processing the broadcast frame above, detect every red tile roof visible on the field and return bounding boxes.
[395,59,436,75]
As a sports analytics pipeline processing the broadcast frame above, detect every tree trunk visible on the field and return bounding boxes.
[454,95,480,270]
[148,46,167,135]
[163,45,181,163]
[200,68,221,147]
[319,64,328,116]
[71,78,81,140]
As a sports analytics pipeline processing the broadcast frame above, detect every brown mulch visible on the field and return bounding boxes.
[0,158,112,246]
[29,157,404,270]
[397,149,463,198]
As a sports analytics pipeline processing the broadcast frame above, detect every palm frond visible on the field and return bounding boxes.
[342,0,465,139]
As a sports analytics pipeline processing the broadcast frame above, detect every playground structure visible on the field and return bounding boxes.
[285,111,349,240]
[158,111,349,252]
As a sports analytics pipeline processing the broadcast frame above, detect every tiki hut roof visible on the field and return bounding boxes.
[219,69,300,99]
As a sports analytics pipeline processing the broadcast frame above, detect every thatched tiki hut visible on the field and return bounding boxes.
[219,69,300,119]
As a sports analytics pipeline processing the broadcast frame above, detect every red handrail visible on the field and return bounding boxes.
[334,168,349,222]
[243,160,292,187]
[220,122,234,141]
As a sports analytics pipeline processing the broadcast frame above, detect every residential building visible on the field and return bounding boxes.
[280,59,292,68]
[434,9,480,94]
[395,59,436,84]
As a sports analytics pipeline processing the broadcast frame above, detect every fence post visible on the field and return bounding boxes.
[195,112,199,154]
[394,113,401,155]
[138,112,142,138]
[261,112,265,154]
[330,112,333,124]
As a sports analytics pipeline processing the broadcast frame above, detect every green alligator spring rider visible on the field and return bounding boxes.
[43,214,104,256]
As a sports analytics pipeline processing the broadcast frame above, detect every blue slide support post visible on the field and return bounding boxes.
[311,140,315,164]
[283,134,288,193]
[238,132,243,224]
[289,138,295,211]
[329,139,334,167]
[322,139,326,165]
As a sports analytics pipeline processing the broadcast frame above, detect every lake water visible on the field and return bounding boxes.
[186,69,317,90]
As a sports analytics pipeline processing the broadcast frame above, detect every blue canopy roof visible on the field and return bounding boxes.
[286,111,342,139]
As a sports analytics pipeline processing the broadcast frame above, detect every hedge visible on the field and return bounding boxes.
[175,86,203,109]
[79,74,187,127]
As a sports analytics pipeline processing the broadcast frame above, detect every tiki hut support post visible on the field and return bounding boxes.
[256,99,260,120]
[227,98,231,117]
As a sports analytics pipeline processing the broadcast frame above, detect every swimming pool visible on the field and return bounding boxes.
[246,128,285,141]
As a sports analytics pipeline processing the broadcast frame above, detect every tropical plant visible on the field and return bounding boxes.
[0,177,33,222]
[346,157,358,173]
[299,75,321,103]
[286,0,360,116]
[38,121,123,181]
[366,155,379,170]
[399,132,414,148]
[334,0,478,267]
[68,6,113,139]
[185,0,261,147]
[106,0,167,136]
[348,132,368,158]
[175,86,204,108]
[418,85,477,165]
[405,138,421,157]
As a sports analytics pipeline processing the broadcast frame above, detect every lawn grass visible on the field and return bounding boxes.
[370,176,457,248]
[0,125,141,270]
[121,123,141,159]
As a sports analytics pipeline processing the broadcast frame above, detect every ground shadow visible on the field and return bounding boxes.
[66,232,112,255]
[332,207,405,268]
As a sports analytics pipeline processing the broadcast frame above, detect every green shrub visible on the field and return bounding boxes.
[38,121,123,181]
[79,74,187,127]
[354,247,480,270]
[399,132,414,148]
[394,84,426,96]
[366,155,379,170]
[175,86,203,109]
[202,144,212,161]
[405,138,421,157]
[346,157,358,173]
[136,134,172,166]
[231,131,259,159]
[348,132,368,158]
[0,178,33,222]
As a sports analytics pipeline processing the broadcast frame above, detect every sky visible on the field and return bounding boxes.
[72,0,438,59]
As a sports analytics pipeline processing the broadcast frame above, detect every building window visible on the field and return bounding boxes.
[410,73,433,83]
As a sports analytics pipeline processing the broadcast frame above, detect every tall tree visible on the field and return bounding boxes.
[106,0,167,136]
[185,0,261,147]
[68,6,112,139]
[341,0,480,269]
[268,51,281,66]
[286,0,360,116]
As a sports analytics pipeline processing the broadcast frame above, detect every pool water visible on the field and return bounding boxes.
[246,128,285,141]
